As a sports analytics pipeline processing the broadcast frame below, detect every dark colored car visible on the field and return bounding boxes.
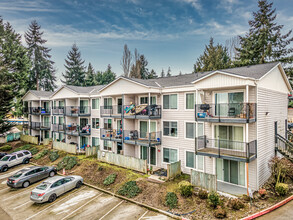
[0,152,7,160]
[7,166,57,188]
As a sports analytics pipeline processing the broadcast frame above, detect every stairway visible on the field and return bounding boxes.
[275,132,293,162]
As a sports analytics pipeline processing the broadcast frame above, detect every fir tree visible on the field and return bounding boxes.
[139,55,149,79]
[62,43,86,86]
[194,37,231,72]
[25,20,56,91]
[85,62,97,86]
[148,69,158,79]
[166,67,171,77]
[236,0,293,68]
[160,69,165,77]
[96,65,116,85]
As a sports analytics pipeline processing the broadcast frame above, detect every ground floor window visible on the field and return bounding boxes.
[140,146,156,165]
[92,137,99,147]
[163,147,178,163]
[216,158,245,186]
[59,133,64,142]
[103,140,112,151]
[185,151,204,171]
[44,131,50,139]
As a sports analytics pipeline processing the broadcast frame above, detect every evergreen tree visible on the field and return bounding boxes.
[85,62,97,86]
[160,69,165,77]
[62,43,86,86]
[0,18,31,132]
[96,64,116,85]
[166,67,171,77]
[236,0,293,69]
[148,69,158,79]
[139,55,149,79]
[25,20,56,91]
[194,37,231,72]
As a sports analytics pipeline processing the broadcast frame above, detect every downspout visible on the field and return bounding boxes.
[39,99,41,145]
[148,92,151,171]
[246,84,249,195]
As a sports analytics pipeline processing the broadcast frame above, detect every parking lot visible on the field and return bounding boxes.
[0,164,173,220]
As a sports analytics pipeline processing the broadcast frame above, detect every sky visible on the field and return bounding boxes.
[1,0,293,85]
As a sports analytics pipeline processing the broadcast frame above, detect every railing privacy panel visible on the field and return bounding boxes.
[52,107,64,115]
[100,105,122,117]
[65,106,91,116]
[100,128,122,141]
[191,170,217,191]
[30,107,50,114]
[123,104,161,117]
[123,130,161,145]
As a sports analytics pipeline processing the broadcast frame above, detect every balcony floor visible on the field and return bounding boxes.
[197,117,256,123]
[124,139,161,146]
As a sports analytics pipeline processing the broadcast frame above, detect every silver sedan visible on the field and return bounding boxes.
[30,175,83,203]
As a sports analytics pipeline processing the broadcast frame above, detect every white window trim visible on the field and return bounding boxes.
[162,120,179,139]
[139,145,157,166]
[138,95,158,105]
[184,149,205,172]
[162,93,179,111]
[212,123,246,143]
[184,92,195,111]
[92,118,100,129]
[212,89,246,104]
[103,97,113,107]
[102,139,113,152]
[91,98,100,110]
[138,119,157,134]
[91,136,100,147]
[162,146,179,164]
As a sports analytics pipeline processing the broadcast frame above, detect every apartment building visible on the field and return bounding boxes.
[22,62,291,195]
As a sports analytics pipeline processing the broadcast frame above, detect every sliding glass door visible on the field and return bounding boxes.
[214,125,244,150]
[217,159,245,186]
[140,146,156,165]
[215,92,244,116]
[140,121,156,139]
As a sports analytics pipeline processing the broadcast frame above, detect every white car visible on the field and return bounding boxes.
[0,150,32,172]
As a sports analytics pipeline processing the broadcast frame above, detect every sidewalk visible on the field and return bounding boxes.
[257,200,293,220]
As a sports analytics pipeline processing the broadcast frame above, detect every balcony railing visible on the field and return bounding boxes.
[123,104,161,119]
[195,103,256,123]
[100,105,122,118]
[123,130,161,146]
[52,124,65,132]
[23,107,29,114]
[23,121,29,129]
[64,124,91,136]
[196,135,257,162]
[30,107,51,115]
[65,106,91,116]
[100,128,122,142]
[52,107,65,115]
[30,121,51,130]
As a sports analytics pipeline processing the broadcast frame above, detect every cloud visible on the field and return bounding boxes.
[0,0,60,12]
[178,0,202,11]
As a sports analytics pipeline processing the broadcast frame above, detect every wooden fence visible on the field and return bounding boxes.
[97,150,147,173]
[20,134,38,145]
[86,146,98,157]
[167,160,181,179]
[53,141,77,154]
[43,138,52,146]
[191,170,217,191]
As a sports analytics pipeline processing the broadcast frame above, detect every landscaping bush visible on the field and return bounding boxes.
[258,188,267,199]
[57,156,78,171]
[117,181,141,198]
[214,206,227,219]
[228,198,245,210]
[30,147,39,155]
[208,191,221,208]
[178,180,193,197]
[0,145,12,151]
[165,192,178,209]
[269,157,293,183]
[49,151,59,162]
[275,183,289,196]
[34,149,49,160]
[198,189,208,199]
[13,144,32,152]
[103,174,117,186]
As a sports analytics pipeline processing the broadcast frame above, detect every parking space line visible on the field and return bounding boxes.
[13,201,33,210]
[25,186,85,220]
[138,210,148,220]
[98,200,124,220]
[2,188,33,201]
[60,192,103,220]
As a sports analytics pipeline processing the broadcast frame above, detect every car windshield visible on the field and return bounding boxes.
[1,156,11,161]
[36,182,50,190]
[12,172,23,178]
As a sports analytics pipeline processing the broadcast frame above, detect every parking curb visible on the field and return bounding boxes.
[241,194,293,220]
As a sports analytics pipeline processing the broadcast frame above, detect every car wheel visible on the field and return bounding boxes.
[23,158,30,164]
[48,194,57,203]
[22,181,30,188]
[49,171,55,177]
[75,181,82,188]
[2,166,8,172]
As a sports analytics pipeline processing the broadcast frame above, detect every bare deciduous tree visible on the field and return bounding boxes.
[120,44,132,77]
[225,36,240,61]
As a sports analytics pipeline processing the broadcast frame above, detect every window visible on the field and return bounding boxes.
[140,96,156,105]
[92,99,99,109]
[104,119,112,129]
[163,121,177,137]
[92,137,99,147]
[59,117,64,124]
[17,153,24,158]
[216,159,245,186]
[186,151,204,171]
[23,151,30,155]
[103,140,112,151]
[26,169,36,176]
[186,93,195,109]
[163,148,178,163]
[10,155,16,161]
[185,122,204,139]
[163,94,177,109]
[104,98,112,109]
[92,118,100,129]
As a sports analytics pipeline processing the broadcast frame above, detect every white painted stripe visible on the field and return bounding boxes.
[2,188,33,201]
[138,210,148,220]
[98,200,124,220]
[25,186,85,220]
[60,192,103,220]
[13,201,33,210]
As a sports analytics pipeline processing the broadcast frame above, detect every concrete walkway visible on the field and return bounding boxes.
[257,200,293,220]
[0,206,12,220]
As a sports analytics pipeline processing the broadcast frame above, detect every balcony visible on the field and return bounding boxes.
[52,124,65,132]
[123,104,161,119]
[23,121,29,129]
[23,107,29,115]
[100,105,122,118]
[64,124,91,136]
[65,106,91,117]
[195,103,256,123]
[100,128,122,142]
[123,130,161,147]
[30,107,51,115]
[30,121,51,130]
[195,136,257,162]
[52,107,65,115]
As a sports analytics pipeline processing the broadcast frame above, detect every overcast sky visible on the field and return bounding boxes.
[1,0,292,84]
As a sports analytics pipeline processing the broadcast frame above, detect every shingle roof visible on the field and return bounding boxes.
[64,85,105,94]
[29,90,53,98]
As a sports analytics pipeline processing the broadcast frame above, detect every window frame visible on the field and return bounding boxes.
[162,147,179,164]
[162,94,178,110]
[163,121,178,138]
[92,118,100,129]
[92,98,100,110]
[185,92,195,110]
[185,150,204,171]
[103,140,112,151]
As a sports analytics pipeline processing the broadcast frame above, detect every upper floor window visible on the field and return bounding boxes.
[186,151,204,171]
[186,93,195,109]
[163,121,177,137]
[92,118,99,129]
[186,122,204,139]
[92,99,99,109]
[163,94,177,109]
[104,98,112,107]
[140,96,156,105]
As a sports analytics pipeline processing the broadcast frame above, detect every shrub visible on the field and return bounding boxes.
[275,183,289,196]
[198,189,208,199]
[214,206,227,219]
[178,181,193,197]
[165,192,178,209]
[117,181,141,198]
[57,156,77,170]
[34,149,49,160]
[30,147,39,155]
[269,157,293,184]
[228,198,245,210]
[49,151,59,162]
[258,188,267,199]
[103,174,117,186]
[0,145,12,151]
[208,191,221,208]
[12,144,32,152]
